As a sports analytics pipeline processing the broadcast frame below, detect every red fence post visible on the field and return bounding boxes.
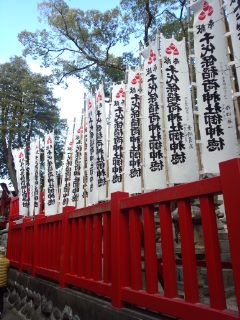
[6,221,14,261]
[111,192,129,308]
[19,217,31,272]
[59,206,74,287]
[32,215,45,277]
[220,158,240,312]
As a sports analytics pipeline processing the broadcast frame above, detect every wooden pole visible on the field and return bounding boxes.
[220,0,240,135]
[122,78,127,192]
[106,85,112,200]
[187,6,203,175]
[83,93,87,208]
[139,41,144,193]
[158,33,170,186]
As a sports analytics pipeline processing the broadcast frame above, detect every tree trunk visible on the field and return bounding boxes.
[1,136,18,194]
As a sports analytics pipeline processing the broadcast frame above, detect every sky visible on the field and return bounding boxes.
[0,0,120,121]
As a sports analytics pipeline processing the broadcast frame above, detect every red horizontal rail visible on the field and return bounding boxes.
[121,288,240,320]
[120,176,222,209]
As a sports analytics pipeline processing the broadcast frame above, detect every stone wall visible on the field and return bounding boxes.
[6,268,170,320]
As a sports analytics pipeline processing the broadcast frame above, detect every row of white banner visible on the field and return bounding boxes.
[13,0,239,216]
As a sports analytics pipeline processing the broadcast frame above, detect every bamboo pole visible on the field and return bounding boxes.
[106,85,112,200]
[139,41,145,193]
[158,33,170,187]
[220,0,240,135]
[83,93,87,208]
[187,6,203,175]
[122,77,127,192]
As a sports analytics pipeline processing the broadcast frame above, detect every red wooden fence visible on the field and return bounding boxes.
[7,158,240,320]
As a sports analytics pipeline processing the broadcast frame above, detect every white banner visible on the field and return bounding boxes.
[77,122,87,208]
[96,85,107,201]
[161,36,199,183]
[44,132,58,215]
[188,0,201,6]
[142,40,167,191]
[124,69,142,194]
[224,0,240,86]
[13,148,28,216]
[68,123,83,207]
[59,129,74,213]
[108,83,126,195]
[87,95,98,205]
[29,140,40,216]
[193,0,238,173]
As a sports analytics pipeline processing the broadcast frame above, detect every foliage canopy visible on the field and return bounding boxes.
[18,0,188,89]
[0,56,66,192]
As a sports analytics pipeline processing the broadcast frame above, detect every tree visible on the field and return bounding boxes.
[19,0,129,90]
[0,56,66,192]
[120,0,188,44]
[18,0,187,89]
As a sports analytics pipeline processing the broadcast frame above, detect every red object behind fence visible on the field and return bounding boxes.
[7,158,240,320]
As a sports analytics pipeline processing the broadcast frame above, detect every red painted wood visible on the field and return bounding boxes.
[19,218,28,272]
[35,266,60,282]
[56,221,61,270]
[32,218,40,277]
[65,274,111,298]
[103,213,111,283]
[143,206,158,294]
[69,220,74,273]
[178,200,199,303]
[78,218,86,277]
[39,225,43,268]
[52,222,57,270]
[71,219,78,275]
[43,223,47,268]
[85,215,93,279]
[48,223,53,269]
[45,224,50,268]
[93,215,102,281]
[121,288,239,320]
[59,210,71,287]
[159,203,177,298]
[8,160,240,320]
[220,158,240,312]
[200,196,226,309]
[120,176,221,210]
[69,201,110,219]
[111,192,130,308]
[129,208,142,290]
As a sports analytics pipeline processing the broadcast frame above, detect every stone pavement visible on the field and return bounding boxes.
[2,310,22,319]
[2,297,23,320]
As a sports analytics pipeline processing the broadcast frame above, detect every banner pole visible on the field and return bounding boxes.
[83,93,87,207]
[122,77,127,192]
[139,41,144,193]
[106,85,112,199]
[187,6,203,175]
[220,0,240,135]
[158,33,170,186]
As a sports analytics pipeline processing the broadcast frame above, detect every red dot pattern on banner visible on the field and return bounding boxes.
[47,137,52,145]
[165,43,179,55]
[88,100,92,109]
[131,73,142,85]
[198,1,213,21]
[97,92,102,103]
[116,87,125,99]
[148,49,157,65]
